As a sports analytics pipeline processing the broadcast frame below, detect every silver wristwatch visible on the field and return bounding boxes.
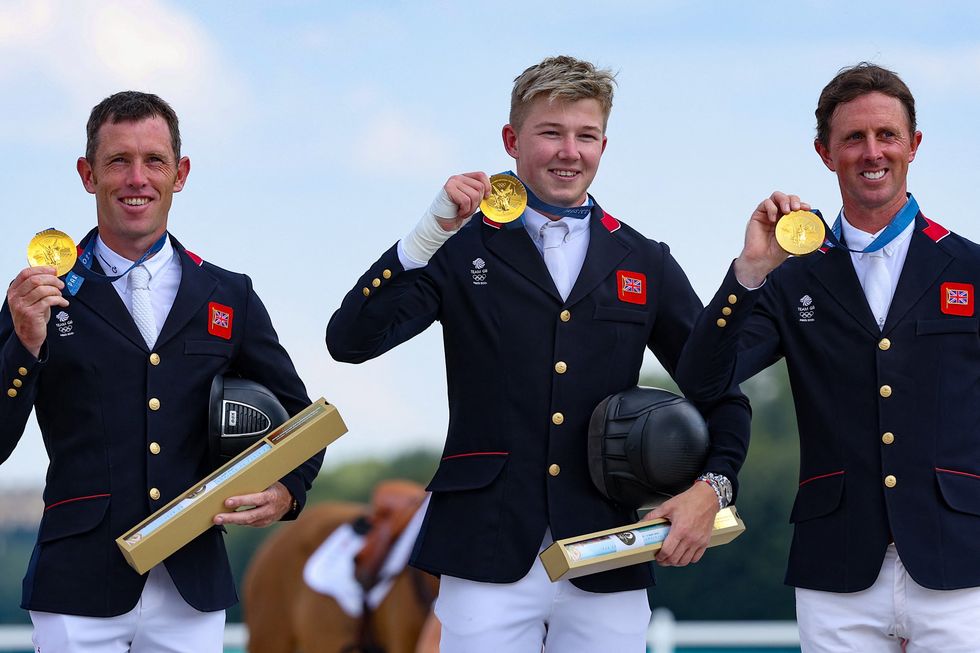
[697,473,733,509]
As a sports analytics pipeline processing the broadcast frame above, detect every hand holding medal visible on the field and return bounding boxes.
[734,191,816,289]
[8,229,75,357]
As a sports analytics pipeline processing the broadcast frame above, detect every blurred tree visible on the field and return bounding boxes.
[0,529,34,624]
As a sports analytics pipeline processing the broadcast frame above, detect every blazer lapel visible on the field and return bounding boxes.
[156,237,217,348]
[482,203,630,305]
[70,258,148,350]
[565,205,629,307]
[810,246,881,337]
[883,219,952,333]
[483,217,560,300]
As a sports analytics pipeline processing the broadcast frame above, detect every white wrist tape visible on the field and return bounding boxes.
[400,188,470,264]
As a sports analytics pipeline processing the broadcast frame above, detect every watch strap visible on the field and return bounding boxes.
[697,472,732,509]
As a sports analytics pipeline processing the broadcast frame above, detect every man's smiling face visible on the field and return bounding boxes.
[816,91,921,226]
[77,115,189,258]
[503,96,607,210]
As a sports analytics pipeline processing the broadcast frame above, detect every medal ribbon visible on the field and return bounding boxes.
[502,170,592,220]
[65,229,169,297]
[828,194,919,253]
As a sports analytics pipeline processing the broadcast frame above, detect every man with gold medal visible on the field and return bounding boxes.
[677,63,980,652]
[327,55,750,652]
[1,92,322,652]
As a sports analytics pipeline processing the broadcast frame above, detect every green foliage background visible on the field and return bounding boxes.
[0,364,799,624]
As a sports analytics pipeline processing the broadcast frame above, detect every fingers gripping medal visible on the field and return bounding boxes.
[480,174,528,223]
[27,229,77,276]
[775,210,826,256]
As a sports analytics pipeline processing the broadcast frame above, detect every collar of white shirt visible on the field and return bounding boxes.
[95,233,176,287]
[523,203,591,252]
[840,207,915,260]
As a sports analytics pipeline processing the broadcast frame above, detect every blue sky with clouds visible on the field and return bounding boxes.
[2,0,980,486]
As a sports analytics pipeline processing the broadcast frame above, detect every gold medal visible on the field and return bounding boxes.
[27,229,77,276]
[775,210,826,256]
[480,174,527,223]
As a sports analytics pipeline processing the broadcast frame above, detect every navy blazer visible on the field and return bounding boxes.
[327,203,750,593]
[677,210,980,592]
[0,232,320,616]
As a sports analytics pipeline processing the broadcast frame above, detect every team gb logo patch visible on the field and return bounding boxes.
[470,258,488,285]
[798,295,815,323]
[55,310,75,337]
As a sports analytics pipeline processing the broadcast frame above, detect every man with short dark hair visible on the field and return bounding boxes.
[327,55,750,652]
[0,91,322,652]
[678,62,980,651]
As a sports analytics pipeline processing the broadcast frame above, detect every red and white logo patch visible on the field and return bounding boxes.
[941,282,974,317]
[616,270,647,305]
[208,302,234,339]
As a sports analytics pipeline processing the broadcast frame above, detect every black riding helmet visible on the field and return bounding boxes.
[588,386,709,509]
[208,375,289,468]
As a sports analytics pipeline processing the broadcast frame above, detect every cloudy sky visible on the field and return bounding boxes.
[2,0,980,486]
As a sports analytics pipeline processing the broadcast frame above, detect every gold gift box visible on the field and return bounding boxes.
[540,506,746,581]
[116,398,347,574]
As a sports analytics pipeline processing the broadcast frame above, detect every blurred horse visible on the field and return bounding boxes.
[244,480,439,653]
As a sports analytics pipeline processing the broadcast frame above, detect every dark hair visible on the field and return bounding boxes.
[815,62,916,147]
[85,91,181,162]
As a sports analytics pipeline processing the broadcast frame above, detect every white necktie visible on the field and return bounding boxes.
[864,251,891,330]
[541,221,571,300]
[129,265,158,348]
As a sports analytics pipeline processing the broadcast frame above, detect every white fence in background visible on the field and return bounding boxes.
[0,624,246,651]
[0,614,799,651]
[648,608,800,651]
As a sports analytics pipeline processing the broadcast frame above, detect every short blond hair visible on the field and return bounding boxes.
[509,55,617,131]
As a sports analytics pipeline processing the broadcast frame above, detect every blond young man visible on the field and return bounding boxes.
[328,56,749,652]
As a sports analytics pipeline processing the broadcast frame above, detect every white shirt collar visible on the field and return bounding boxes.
[840,206,915,259]
[523,202,591,247]
[94,233,175,285]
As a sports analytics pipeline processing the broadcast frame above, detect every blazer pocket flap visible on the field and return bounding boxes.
[593,305,647,324]
[39,494,110,543]
[937,468,980,516]
[790,473,844,523]
[184,339,235,357]
[916,318,979,336]
[426,452,509,492]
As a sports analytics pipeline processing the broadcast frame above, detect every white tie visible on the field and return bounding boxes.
[541,221,571,300]
[864,251,891,329]
[129,265,158,348]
